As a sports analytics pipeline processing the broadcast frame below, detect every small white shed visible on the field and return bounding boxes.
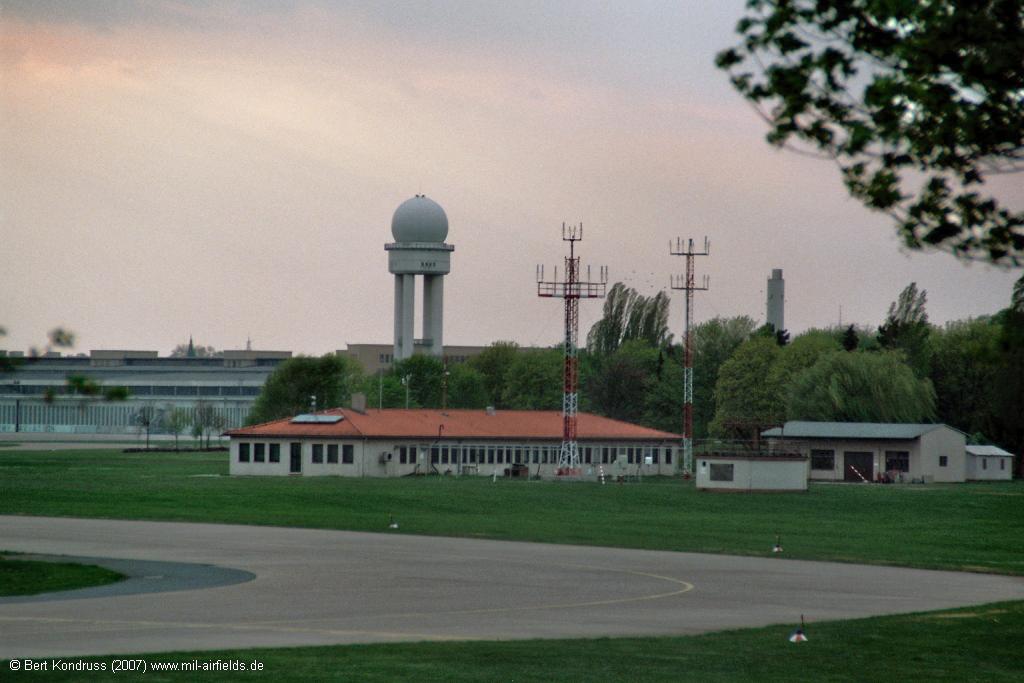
[965,445,1014,481]
[696,455,808,492]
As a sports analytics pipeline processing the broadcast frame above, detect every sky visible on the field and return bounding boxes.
[2,1,1020,358]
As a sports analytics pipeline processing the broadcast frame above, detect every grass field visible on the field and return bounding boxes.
[1,449,1022,575]
[4,600,1022,681]
[0,555,123,596]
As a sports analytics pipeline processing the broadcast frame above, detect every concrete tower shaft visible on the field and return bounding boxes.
[767,268,785,333]
[386,195,454,361]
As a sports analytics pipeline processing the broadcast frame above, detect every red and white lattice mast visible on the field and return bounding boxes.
[670,237,709,474]
[537,224,607,476]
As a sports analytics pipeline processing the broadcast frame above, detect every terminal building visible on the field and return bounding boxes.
[0,349,290,434]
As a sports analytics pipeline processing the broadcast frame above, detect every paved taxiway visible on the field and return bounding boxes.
[1,516,1021,658]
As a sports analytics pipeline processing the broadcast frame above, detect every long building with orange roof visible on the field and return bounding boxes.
[226,405,682,479]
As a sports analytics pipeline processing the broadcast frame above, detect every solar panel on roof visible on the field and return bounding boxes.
[290,414,343,424]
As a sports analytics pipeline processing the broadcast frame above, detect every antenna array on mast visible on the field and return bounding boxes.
[669,236,710,475]
[537,223,608,476]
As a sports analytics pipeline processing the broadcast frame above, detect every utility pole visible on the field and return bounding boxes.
[670,237,710,475]
[537,223,608,476]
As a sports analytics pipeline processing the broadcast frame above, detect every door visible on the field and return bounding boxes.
[844,451,873,482]
[290,442,302,474]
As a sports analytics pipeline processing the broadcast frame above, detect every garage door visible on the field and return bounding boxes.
[844,451,873,482]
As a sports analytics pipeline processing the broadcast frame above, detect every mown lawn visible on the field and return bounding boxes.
[5,600,1023,682]
[0,555,123,596]
[1,449,1021,574]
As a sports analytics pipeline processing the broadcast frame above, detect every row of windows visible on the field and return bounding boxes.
[811,449,912,472]
[0,384,260,397]
[312,443,354,464]
[397,444,673,466]
[237,442,354,464]
[0,402,251,430]
[238,442,281,463]
[981,458,1006,471]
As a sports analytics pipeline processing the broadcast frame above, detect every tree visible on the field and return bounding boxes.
[164,406,191,450]
[767,329,842,393]
[501,348,564,410]
[990,273,1024,475]
[878,282,932,376]
[841,325,859,352]
[716,2,1024,264]
[586,283,672,355]
[392,355,445,408]
[467,341,520,408]
[928,318,1001,438]
[170,339,219,358]
[446,364,489,409]
[709,336,783,439]
[692,316,758,438]
[585,340,659,423]
[135,406,160,450]
[786,351,936,422]
[247,354,360,424]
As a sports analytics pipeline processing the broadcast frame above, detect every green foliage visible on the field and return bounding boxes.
[248,354,359,424]
[502,348,563,410]
[446,364,488,409]
[709,336,782,438]
[586,283,672,355]
[717,1,1024,264]
[767,329,842,397]
[841,324,859,351]
[585,340,659,423]
[392,355,444,408]
[467,341,519,408]
[877,282,932,376]
[692,316,757,438]
[786,351,936,423]
[928,318,1002,437]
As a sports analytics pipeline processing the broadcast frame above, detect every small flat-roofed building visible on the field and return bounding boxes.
[762,421,966,483]
[226,408,681,480]
[965,444,1014,481]
[696,454,808,492]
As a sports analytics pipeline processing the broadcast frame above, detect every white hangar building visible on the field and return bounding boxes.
[226,407,682,480]
[762,421,967,483]
[965,444,1014,481]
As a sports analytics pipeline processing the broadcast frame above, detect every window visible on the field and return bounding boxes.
[811,449,835,470]
[885,451,909,472]
[584,447,592,464]
[532,447,539,464]
[496,447,504,464]
[627,447,635,464]
[939,455,948,467]
[238,443,250,462]
[982,458,988,470]
[342,444,354,464]
[602,447,611,464]
[709,463,734,481]
[254,443,265,463]
[399,446,407,464]
[441,446,449,463]
[1001,459,1006,471]
[269,443,280,463]
[312,444,324,464]
[665,448,672,465]
[514,447,522,464]
[431,447,439,464]
[327,444,339,464]
[488,447,495,464]
[650,448,659,464]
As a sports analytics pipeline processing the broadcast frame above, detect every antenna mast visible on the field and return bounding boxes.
[670,237,710,475]
[537,223,608,477]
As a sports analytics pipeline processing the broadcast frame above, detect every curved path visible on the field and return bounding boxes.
[1,516,1022,658]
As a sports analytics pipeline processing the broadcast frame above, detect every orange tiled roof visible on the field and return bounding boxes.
[226,408,680,441]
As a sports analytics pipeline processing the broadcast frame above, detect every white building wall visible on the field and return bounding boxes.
[966,455,1013,481]
[918,428,966,483]
[696,457,807,491]
[229,438,681,479]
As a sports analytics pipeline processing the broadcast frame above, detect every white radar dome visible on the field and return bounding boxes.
[391,195,449,243]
